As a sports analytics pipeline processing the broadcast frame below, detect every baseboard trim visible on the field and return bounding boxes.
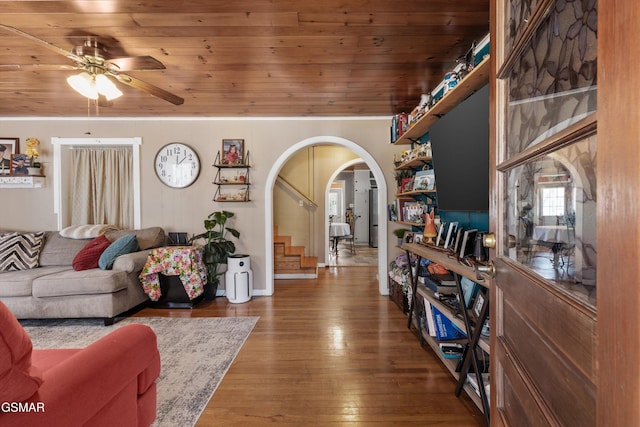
[274,273,318,279]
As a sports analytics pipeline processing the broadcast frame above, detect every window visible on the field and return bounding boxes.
[541,186,565,217]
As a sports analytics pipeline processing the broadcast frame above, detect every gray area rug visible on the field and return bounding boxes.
[22,316,259,427]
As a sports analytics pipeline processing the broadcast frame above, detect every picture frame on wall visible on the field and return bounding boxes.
[222,139,244,165]
[10,154,30,176]
[0,137,19,175]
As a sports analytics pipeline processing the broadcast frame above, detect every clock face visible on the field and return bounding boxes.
[154,143,201,188]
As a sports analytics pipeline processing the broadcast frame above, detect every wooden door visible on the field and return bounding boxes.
[490,0,598,425]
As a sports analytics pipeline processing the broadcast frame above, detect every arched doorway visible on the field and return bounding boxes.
[264,136,388,296]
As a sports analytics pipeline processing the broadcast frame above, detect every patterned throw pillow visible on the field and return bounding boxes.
[72,234,112,271]
[98,234,140,270]
[0,232,46,271]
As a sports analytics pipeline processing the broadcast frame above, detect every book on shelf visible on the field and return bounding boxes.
[423,276,456,294]
[438,342,464,359]
[431,305,467,341]
[423,299,437,337]
[460,276,480,308]
[466,373,490,397]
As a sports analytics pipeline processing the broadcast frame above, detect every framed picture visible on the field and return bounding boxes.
[10,154,30,176]
[414,233,423,244]
[0,137,19,175]
[444,221,459,249]
[412,169,435,191]
[404,232,415,244]
[435,222,446,246]
[222,139,244,165]
[459,229,478,259]
[452,227,464,254]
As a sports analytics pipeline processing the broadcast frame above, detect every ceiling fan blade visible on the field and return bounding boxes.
[0,24,84,63]
[106,56,166,72]
[112,72,184,106]
[0,64,77,72]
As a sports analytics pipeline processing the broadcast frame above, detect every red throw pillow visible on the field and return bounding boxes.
[0,301,43,402]
[72,234,112,271]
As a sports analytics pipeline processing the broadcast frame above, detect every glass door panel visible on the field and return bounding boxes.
[503,136,597,307]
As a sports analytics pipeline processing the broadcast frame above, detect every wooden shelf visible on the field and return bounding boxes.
[394,156,433,170]
[0,175,45,188]
[401,242,489,288]
[392,56,490,145]
[213,163,251,169]
[410,314,486,412]
[417,286,490,354]
[214,181,251,185]
[395,189,437,198]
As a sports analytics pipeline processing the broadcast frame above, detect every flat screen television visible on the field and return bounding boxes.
[429,84,489,212]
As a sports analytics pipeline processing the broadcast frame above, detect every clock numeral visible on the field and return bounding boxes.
[160,155,167,162]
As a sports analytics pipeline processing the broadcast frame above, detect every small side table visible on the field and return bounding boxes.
[139,246,207,308]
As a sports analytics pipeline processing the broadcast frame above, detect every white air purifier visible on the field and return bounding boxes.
[225,255,253,303]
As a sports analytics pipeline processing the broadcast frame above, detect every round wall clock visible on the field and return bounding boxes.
[154,142,201,188]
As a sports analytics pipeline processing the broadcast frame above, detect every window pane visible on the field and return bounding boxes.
[503,136,597,307]
[505,0,597,156]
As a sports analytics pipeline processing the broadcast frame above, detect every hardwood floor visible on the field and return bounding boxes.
[134,267,484,426]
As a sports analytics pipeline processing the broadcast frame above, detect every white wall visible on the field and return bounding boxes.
[0,117,399,293]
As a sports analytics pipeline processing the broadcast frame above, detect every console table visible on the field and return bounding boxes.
[401,242,491,424]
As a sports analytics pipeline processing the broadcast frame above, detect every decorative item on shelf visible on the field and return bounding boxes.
[457,41,477,79]
[189,210,240,300]
[394,169,413,190]
[443,71,460,95]
[10,154,30,175]
[221,139,244,165]
[25,137,42,176]
[0,137,19,176]
[423,209,438,244]
[393,228,409,246]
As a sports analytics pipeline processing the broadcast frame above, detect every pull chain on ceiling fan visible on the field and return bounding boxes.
[0,24,184,106]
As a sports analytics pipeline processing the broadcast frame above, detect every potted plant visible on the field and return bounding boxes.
[189,210,240,300]
[393,228,409,246]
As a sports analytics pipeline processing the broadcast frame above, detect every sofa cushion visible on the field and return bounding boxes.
[99,235,140,270]
[32,269,129,297]
[0,266,71,297]
[0,301,43,402]
[60,224,118,239]
[39,232,92,267]
[73,235,112,271]
[0,232,46,271]
[105,227,165,250]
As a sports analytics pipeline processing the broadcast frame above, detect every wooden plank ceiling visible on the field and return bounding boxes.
[0,1,489,117]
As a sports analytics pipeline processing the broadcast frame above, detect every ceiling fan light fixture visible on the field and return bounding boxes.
[95,73,123,100]
[67,72,98,100]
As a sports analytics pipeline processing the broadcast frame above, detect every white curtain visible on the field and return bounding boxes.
[71,146,133,228]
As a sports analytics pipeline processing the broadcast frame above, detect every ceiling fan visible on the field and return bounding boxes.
[0,24,184,106]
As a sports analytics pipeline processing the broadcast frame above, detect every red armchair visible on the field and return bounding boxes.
[0,301,160,427]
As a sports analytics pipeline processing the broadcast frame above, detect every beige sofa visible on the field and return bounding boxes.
[0,227,166,325]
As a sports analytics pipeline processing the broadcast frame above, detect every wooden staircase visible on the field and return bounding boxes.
[274,226,318,279]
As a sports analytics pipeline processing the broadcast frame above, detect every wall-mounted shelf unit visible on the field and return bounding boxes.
[393,56,490,145]
[0,175,45,188]
[213,151,251,202]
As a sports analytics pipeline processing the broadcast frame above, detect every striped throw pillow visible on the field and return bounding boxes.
[0,232,46,271]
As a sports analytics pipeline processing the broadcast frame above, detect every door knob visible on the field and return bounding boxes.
[476,261,496,279]
[483,232,496,249]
